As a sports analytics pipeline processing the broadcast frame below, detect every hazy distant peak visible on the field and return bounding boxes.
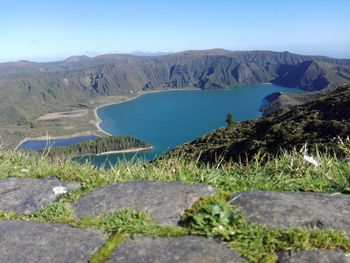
[64,55,90,62]
[173,48,233,56]
[129,51,173,57]
[17,60,35,63]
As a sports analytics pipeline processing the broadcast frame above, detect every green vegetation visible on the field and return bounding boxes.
[42,136,151,158]
[2,147,350,196]
[169,84,350,163]
[180,195,350,262]
[225,112,235,126]
[89,232,125,263]
[1,50,350,148]
[0,143,350,261]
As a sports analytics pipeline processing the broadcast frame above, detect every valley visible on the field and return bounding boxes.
[89,83,301,166]
[1,49,350,148]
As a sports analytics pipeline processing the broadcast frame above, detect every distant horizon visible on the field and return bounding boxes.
[1,48,350,64]
[1,0,349,63]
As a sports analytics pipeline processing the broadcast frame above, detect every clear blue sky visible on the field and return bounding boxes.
[1,0,349,62]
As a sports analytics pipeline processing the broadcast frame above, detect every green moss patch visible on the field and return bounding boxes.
[180,195,350,262]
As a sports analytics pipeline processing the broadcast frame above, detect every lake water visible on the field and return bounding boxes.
[20,135,98,151]
[80,84,302,166]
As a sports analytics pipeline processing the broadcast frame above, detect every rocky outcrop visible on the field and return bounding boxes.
[73,181,215,225]
[106,236,243,263]
[230,191,350,235]
[0,178,80,215]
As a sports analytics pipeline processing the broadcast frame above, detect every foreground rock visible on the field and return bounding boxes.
[230,191,350,235]
[0,178,80,215]
[106,236,243,263]
[0,220,106,263]
[73,181,215,225]
[278,249,350,262]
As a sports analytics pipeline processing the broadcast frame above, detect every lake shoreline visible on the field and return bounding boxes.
[18,84,282,150]
[17,131,98,149]
[17,88,199,150]
[93,87,201,136]
[96,146,154,156]
[90,83,302,164]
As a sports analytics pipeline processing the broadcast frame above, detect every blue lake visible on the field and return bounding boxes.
[20,135,98,151]
[80,84,302,166]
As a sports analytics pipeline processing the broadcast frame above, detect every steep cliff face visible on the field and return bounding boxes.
[272,60,350,90]
[261,91,324,116]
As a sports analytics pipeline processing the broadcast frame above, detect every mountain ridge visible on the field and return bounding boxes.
[1,49,350,76]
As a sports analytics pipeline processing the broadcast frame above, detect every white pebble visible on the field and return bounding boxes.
[52,186,68,195]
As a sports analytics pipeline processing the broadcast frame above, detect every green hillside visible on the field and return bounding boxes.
[168,84,350,163]
[1,50,350,127]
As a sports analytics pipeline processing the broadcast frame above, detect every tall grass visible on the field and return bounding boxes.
[1,147,349,196]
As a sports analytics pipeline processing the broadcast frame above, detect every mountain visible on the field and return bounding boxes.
[130,51,172,56]
[0,49,349,127]
[167,84,350,163]
[260,90,325,116]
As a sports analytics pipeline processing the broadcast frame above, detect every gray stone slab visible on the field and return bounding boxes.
[230,191,350,235]
[278,249,350,263]
[106,236,243,263]
[73,181,215,225]
[0,177,80,215]
[0,220,107,263]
